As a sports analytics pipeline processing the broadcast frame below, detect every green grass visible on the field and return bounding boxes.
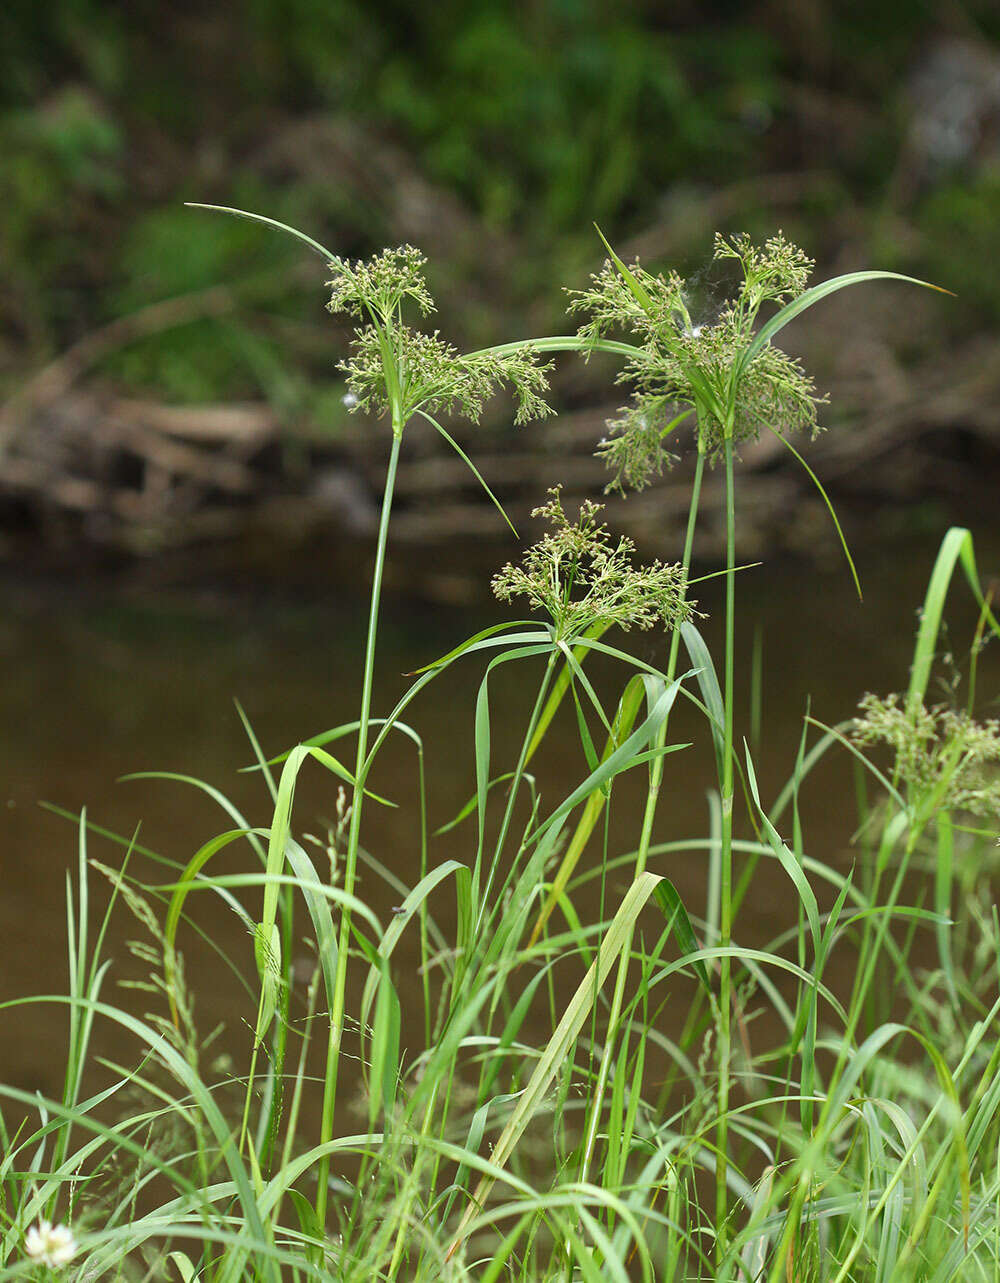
[2,225,999,1283]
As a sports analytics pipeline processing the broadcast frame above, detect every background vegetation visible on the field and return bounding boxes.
[2,1,1000,585]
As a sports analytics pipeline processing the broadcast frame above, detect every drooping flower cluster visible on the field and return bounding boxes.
[327,246,553,428]
[491,486,695,640]
[568,232,825,491]
[596,400,681,494]
[852,692,1000,820]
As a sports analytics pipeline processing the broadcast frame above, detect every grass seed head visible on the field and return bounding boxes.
[326,245,435,322]
[492,485,696,639]
[570,231,826,486]
[853,692,1000,820]
[328,246,553,427]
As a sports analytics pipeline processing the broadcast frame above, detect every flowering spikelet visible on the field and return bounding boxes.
[339,325,553,426]
[568,231,825,490]
[492,486,695,639]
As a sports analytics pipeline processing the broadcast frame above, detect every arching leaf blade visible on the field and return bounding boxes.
[743,270,950,368]
[184,203,339,262]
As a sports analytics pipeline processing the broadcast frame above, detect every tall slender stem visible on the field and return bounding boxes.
[715,437,737,1262]
[667,447,706,687]
[315,426,403,1229]
[575,448,705,1194]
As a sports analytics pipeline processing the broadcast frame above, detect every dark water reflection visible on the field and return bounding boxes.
[3,529,999,1108]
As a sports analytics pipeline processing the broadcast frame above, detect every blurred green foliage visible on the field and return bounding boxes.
[2,1,999,411]
[915,174,1000,323]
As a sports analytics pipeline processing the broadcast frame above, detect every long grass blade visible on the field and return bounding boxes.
[907,526,1000,716]
[184,203,339,262]
[742,270,950,368]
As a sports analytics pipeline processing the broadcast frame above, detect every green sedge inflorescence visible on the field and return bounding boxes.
[568,231,826,492]
[853,691,1000,821]
[327,245,554,429]
[491,485,695,640]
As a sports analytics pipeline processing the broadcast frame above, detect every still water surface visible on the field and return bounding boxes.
[3,530,998,1105]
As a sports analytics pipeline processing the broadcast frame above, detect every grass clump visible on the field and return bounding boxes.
[2,217,999,1283]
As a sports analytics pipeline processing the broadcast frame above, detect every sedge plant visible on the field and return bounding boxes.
[4,215,1000,1283]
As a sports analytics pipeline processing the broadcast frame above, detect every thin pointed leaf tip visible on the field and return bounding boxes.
[492,486,697,639]
[328,245,554,427]
[569,230,830,488]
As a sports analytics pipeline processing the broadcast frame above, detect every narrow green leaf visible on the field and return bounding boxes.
[185,203,340,262]
[743,270,950,368]
[594,224,656,315]
[262,746,307,938]
[253,920,281,1047]
[284,1189,325,1246]
[434,773,516,835]
[529,673,688,844]
[935,811,958,1007]
[466,334,646,363]
[235,699,278,804]
[163,826,262,1024]
[659,405,695,441]
[304,744,395,806]
[765,424,862,600]
[557,638,613,738]
[119,770,265,862]
[478,966,551,1100]
[446,872,665,1258]
[571,682,600,776]
[279,836,336,1012]
[527,676,646,948]
[653,881,712,996]
[805,716,908,812]
[744,740,821,952]
[681,622,725,777]
[525,621,610,763]
[418,409,517,535]
[410,624,547,674]
[470,643,555,893]
[166,1252,198,1283]
[907,527,1000,717]
[474,663,492,884]
[370,963,401,1127]
[358,859,468,1037]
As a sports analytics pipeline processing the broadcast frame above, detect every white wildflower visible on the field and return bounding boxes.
[24,1220,77,1269]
